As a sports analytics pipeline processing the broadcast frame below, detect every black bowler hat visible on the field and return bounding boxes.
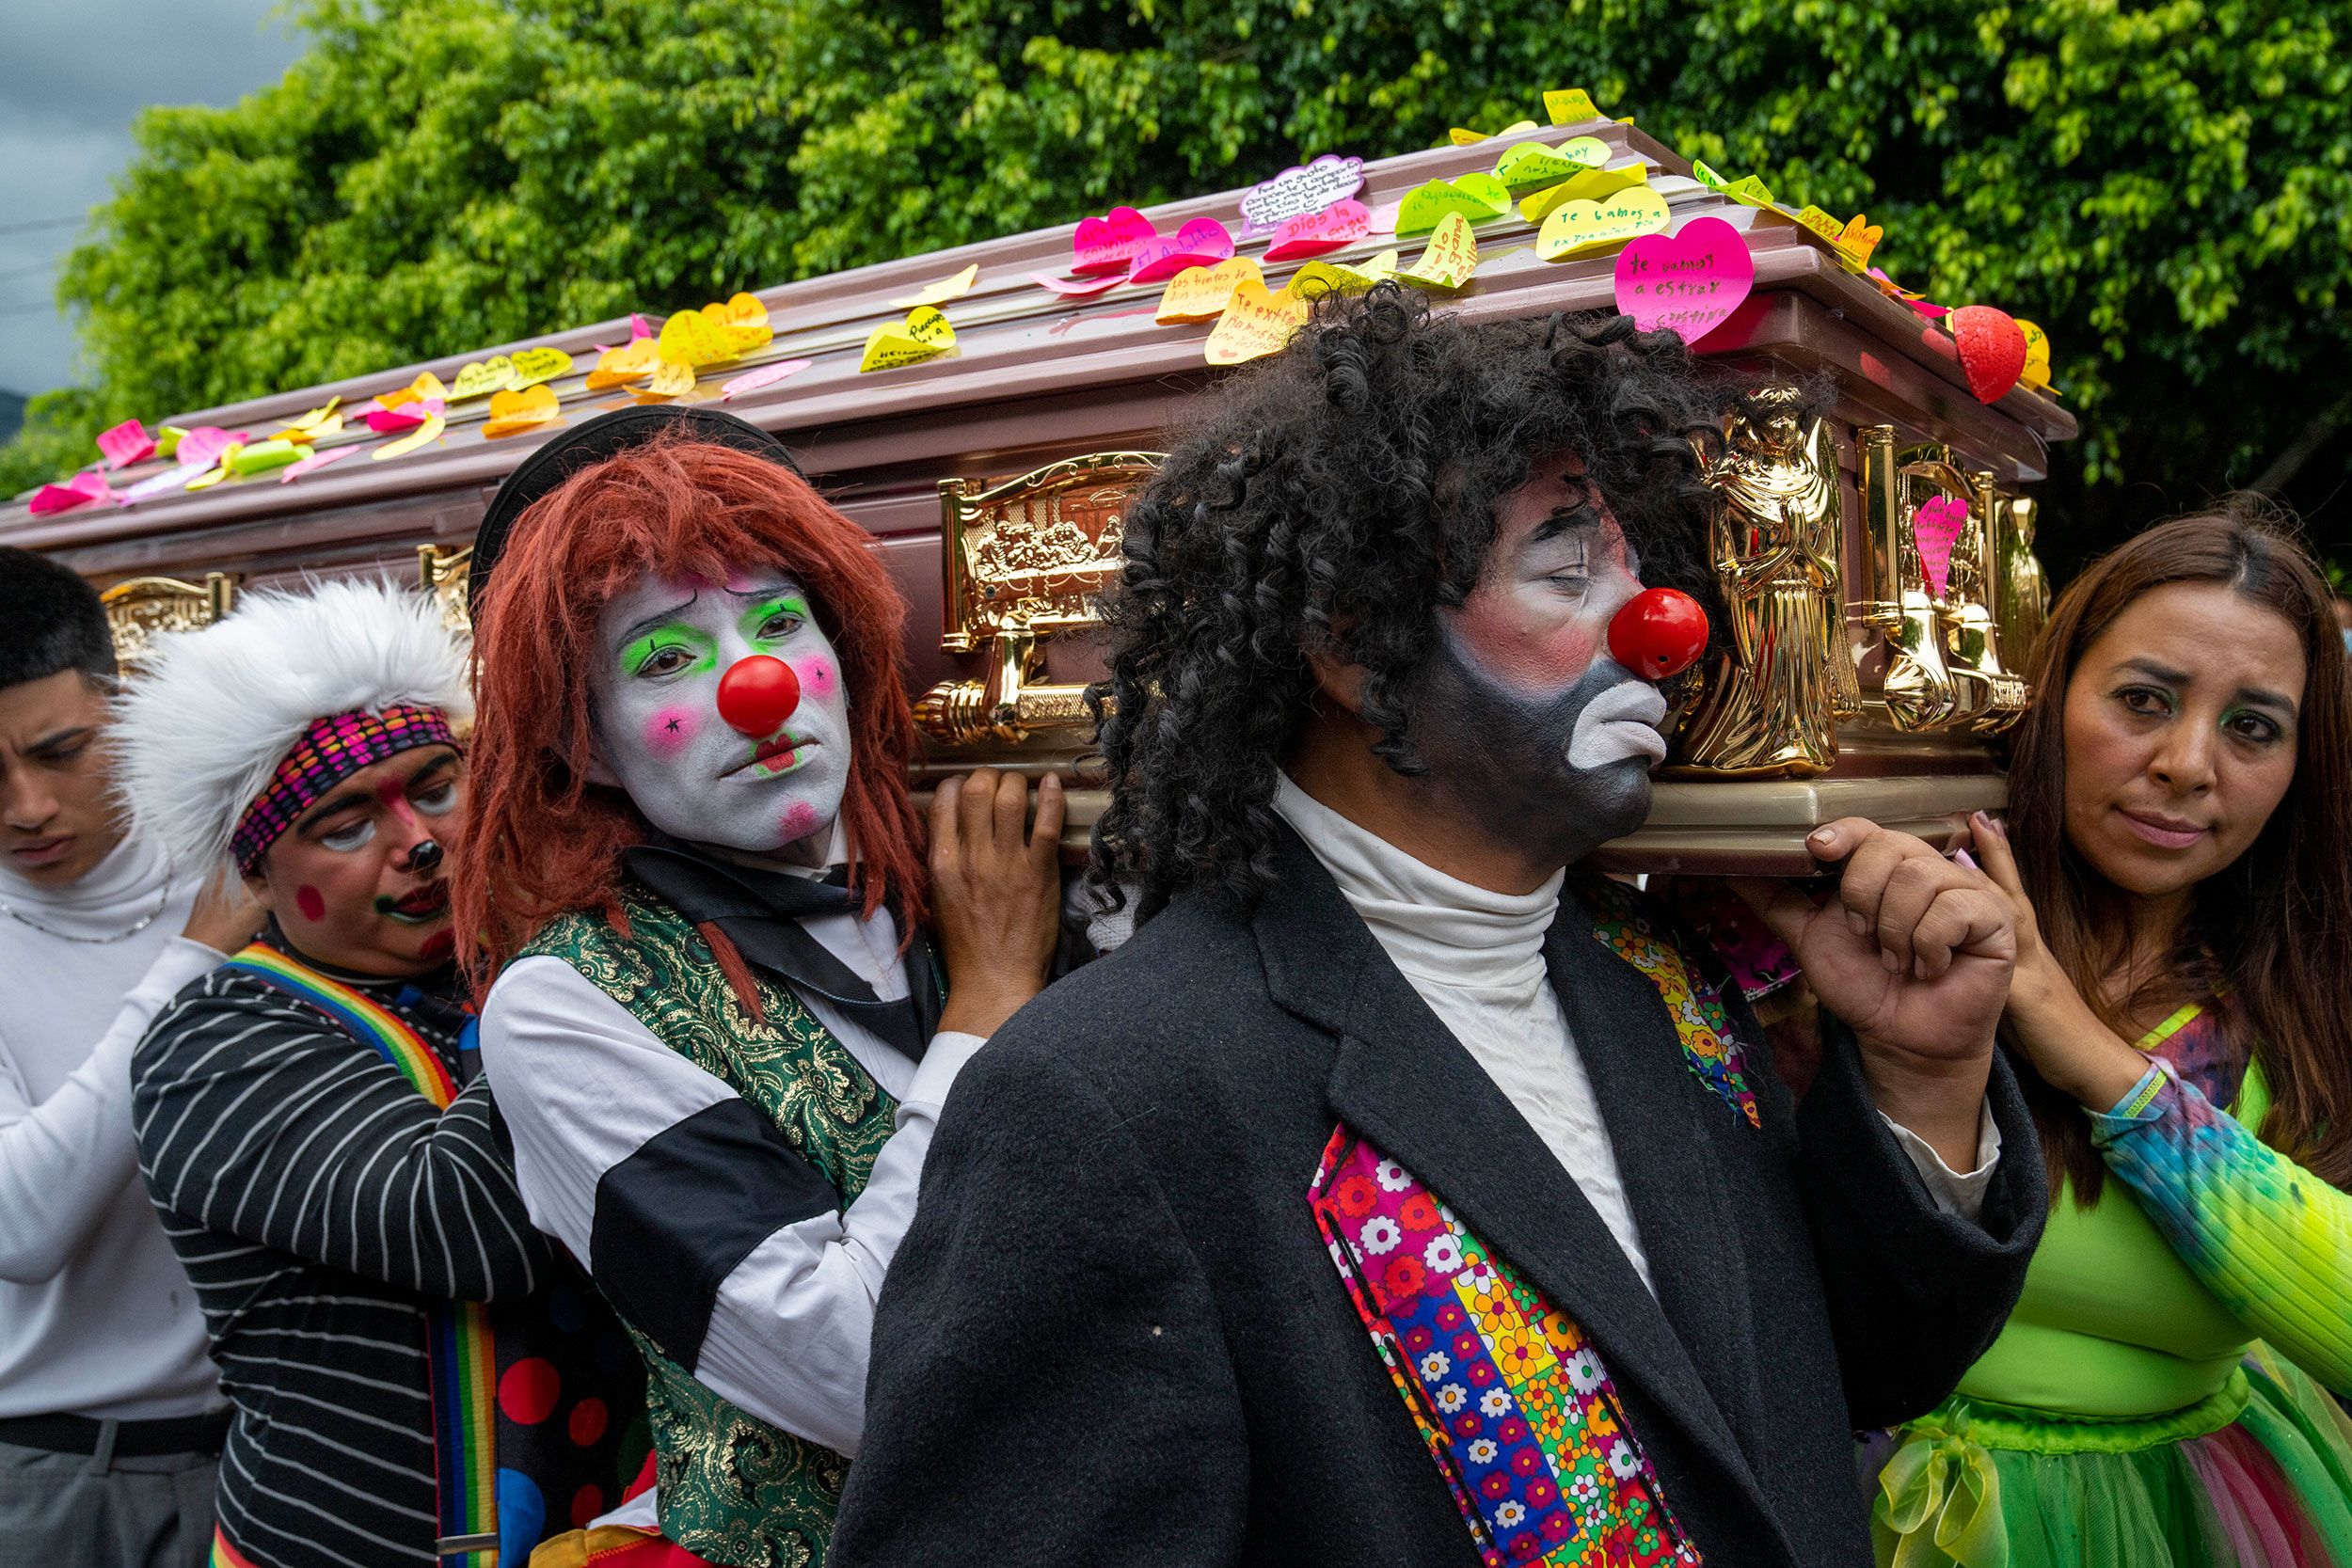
[467,404,805,619]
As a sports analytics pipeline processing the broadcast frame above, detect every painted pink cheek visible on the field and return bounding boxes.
[644,708,698,757]
[781,802,822,842]
[294,886,327,923]
[796,658,836,699]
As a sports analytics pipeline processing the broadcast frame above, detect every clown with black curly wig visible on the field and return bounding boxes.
[833,287,2049,1568]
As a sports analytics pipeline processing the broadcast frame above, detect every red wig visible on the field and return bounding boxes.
[451,435,928,990]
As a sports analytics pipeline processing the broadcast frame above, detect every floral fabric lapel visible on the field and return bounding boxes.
[1310,1127,1703,1568]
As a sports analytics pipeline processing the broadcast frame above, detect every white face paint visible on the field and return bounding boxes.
[587,571,853,857]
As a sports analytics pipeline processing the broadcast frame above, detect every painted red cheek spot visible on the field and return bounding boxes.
[294,886,327,923]
[420,929,457,962]
[798,658,836,699]
[644,707,696,757]
[781,801,821,842]
[716,655,801,736]
[1607,588,1710,681]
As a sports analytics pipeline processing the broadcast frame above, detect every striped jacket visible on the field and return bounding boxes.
[131,945,545,1568]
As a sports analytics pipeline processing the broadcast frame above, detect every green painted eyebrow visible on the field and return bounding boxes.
[620,623,718,675]
[739,594,812,640]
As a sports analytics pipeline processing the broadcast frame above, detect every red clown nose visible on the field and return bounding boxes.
[715,655,802,736]
[1607,588,1709,682]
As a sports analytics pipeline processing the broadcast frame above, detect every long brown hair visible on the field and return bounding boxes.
[449,436,929,998]
[2005,503,2352,1201]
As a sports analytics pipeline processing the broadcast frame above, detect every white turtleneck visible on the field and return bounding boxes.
[0,830,227,1419]
[1274,776,1660,1288]
[1273,777,1997,1293]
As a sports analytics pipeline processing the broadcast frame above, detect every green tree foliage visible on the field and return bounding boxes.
[8,0,2346,567]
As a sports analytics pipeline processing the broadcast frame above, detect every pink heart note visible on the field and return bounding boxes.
[1073,207,1157,276]
[363,399,445,434]
[629,312,653,341]
[1365,199,1402,235]
[1612,216,1756,345]
[1029,270,1126,297]
[278,447,356,484]
[173,426,246,469]
[28,470,119,515]
[98,420,156,469]
[1127,218,1235,285]
[722,359,815,401]
[1263,199,1371,262]
[1913,494,1969,599]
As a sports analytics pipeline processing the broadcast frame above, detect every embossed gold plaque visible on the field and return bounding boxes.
[101,573,239,670]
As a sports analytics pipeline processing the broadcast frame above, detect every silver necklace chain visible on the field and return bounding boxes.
[0,878,171,945]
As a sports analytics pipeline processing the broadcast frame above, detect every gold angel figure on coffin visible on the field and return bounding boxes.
[1671,386,1861,778]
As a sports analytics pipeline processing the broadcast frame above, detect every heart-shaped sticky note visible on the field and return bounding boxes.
[1913,494,1970,600]
[1393,213,1479,291]
[859,307,957,373]
[172,426,246,470]
[893,264,980,309]
[1395,175,1512,237]
[484,384,563,439]
[2016,320,2052,389]
[701,293,772,356]
[27,470,119,516]
[373,372,448,411]
[226,438,304,477]
[721,359,815,401]
[1263,200,1370,263]
[1287,250,1400,299]
[364,396,445,434]
[1240,154,1366,235]
[372,413,446,462]
[278,447,355,484]
[1536,186,1672,261]
[635,360,700,401]
[1519,165,1647,224]
[1029,270,1126,297]
[1128,218,1236,286]
[1156,258,1263,324]
[271,400,342,444]
[450,356,516,401]
[1613,215,1756,344]
[507,347,574,388]
[1949,305,2027,404]
[1544,87,1604,126]
[1493,137,1611,194]
[587,340,662,390]
[1793,206,1843,245]
[658,309,735,370]
[97,420,156,470]
[1073,207,1157,276]
[1835,214,1883,271]
[1204,279,1310,367]
[1449,120,1539,146]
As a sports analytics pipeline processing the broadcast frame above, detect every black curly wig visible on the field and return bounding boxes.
[1088,283,1743,923]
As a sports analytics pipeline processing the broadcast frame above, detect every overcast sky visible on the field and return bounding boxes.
[0,0,303,397]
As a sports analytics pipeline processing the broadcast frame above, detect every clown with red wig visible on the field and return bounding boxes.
[453,408,1063,1568]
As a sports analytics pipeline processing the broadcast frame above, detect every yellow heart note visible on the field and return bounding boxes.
[271,399,343,444]
[1544,88,1605,126]
[2016,320,2053,388]
[859,307,957,373]
[1834,214,1883,271]
[1287,249,1400,299]
[892,264,980,309]
[483,384,563,438]
[1519,165,1649,225]
[507,347,574,388]
[701,293,773,357]
[1493,137,1611,195]
[373,413,446,462]
[635,360,701,401]
[586,341,661,390]
[1449,119,1539,146]
[1393,214,1479,291]
[449,356,516,401]
[1156,258,1263,324]
[1792,206,1843,244]
[1203,279,1311,366]
[1535,187,1673,261]
[375,372,448,413]
[658,309,736,370]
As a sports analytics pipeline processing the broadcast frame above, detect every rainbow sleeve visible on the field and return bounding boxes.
[2092,1057,2352,1395]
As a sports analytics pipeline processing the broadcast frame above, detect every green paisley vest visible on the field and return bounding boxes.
[520,883,898,1568]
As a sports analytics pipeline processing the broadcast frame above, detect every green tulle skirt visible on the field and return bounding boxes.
[1869,1348,2352,1568]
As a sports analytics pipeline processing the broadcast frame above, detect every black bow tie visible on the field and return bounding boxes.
[621,838,941,1060]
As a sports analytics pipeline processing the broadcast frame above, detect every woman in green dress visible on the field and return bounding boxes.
[1872,505,2352,1567]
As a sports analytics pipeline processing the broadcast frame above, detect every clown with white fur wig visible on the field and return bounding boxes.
[115,578,646,1568]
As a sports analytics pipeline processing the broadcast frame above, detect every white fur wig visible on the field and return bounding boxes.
[112,578,471,879]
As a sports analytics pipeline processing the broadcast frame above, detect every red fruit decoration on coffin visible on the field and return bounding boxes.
[1948,305,2027,404]
[715,655,803,736]
[1608,588,1710,681]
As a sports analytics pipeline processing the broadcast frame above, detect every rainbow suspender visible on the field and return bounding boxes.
[225,944,501,1568]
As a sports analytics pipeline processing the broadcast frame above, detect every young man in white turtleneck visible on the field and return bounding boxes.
[0,546,257,1568]
[833,293,2049,1568]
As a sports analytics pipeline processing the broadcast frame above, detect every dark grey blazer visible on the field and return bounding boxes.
[830,826,2044,1568]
